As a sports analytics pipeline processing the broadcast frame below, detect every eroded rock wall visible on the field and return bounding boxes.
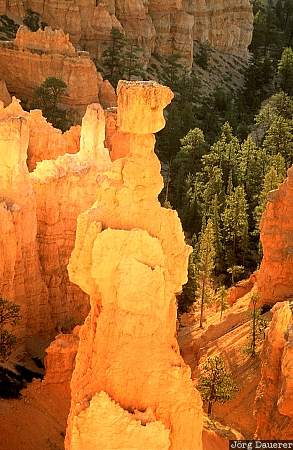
[0,99,110,351]
[0,27,103,118]
[254,301,293,439]
[257,167,293,305]
[2,0,253,67]
[0,100,49,344]
[65,81,203,450]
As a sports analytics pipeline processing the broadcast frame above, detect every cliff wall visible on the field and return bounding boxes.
[0,99,110,351]
[254,301,293,439]
[0,27,105,117]
[257,167,293,305]
[1,0,253,67]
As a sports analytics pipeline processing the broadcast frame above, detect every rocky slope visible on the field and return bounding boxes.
[1,0,253,67]
[257,167,293,305]
[65,80,203,450]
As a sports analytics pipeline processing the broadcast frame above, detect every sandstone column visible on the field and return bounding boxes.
[65,81,203,450]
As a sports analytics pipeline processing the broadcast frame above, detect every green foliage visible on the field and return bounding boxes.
[222,186,249,267]
[0,15,19,40]
[177,243,198,314]
[216,286,228,320]
[0,298,21,361]
[101,27,143,88]
[227,265,245,286]
[262,116,293,168]
[278,47,293,95]
[31,77,73,131]
[23,9,42,32]
[195,41,210,69]
[197,355,238,416]
[243,293,268,357]
[197,220,216,328]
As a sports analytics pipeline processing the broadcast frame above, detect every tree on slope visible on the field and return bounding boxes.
[197,355,237,416]
[278,47,293,96]
[243,293,268,357]
[0,298,21,361]
[31,77,70,131]
[197,219,216,328]
[222,186,249,268]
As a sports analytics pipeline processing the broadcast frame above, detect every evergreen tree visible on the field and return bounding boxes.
[31,77,71,131]
[278,47,293,95]
[197,220,216,328]
[255,91,293,131]
[244,293,268,357]
[101,28,143,87]
[197,356,238,416]
[254,165,284,229]
[0,298,21,361]
[177,241,198,313]
[263,117,293,168]
[222,186,249,268]
[216,286,228,320]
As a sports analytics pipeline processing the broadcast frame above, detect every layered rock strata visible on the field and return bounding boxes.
[1,0,253,67]
[254,301,293,439]
[65,81,203,450]
[257,167,293,305]
[0,99,110,349]
[0,26,104,117]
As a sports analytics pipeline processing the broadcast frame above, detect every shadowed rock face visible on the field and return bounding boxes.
[65,81,203,450]
[254,301,293,439]
[1,0,253,67]
[257,167,293,305]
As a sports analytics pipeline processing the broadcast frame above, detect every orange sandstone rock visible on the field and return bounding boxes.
[0,98,80,171]
[257,167,293,305]
[0,27,102,118]
[3,1,253,67]
[0,108,49,345]
[44,328,80,385]
[254,301,293,439]
[0,79,11,106]
[0,99,110,350]
[65,81,203,450]
[228,273,256,305]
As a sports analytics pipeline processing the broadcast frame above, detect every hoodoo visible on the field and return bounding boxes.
[65,81,203,450]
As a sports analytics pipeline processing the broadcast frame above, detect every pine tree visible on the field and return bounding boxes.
[222,186,249,267]
[197,220,216,328]
[197,356,238,416]
[177,241,198,314]
[278,47,293,95]
[254,165,284,229]
[216,286,228,320]
[238,137,266,207]
[243,293,268,357]
[0,298,21,361]
[263,117,293,168]
[31,77,71,131]
[102,28,128,87]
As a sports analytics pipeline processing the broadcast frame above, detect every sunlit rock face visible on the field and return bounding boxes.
[257,167,293,305]
[44,327,80,385]
[65,81,203,450]
[0,99,110,350]
[2,0,253,68]
[254,302,293,439]
[0,101,49,343]
[0,26,103,119]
